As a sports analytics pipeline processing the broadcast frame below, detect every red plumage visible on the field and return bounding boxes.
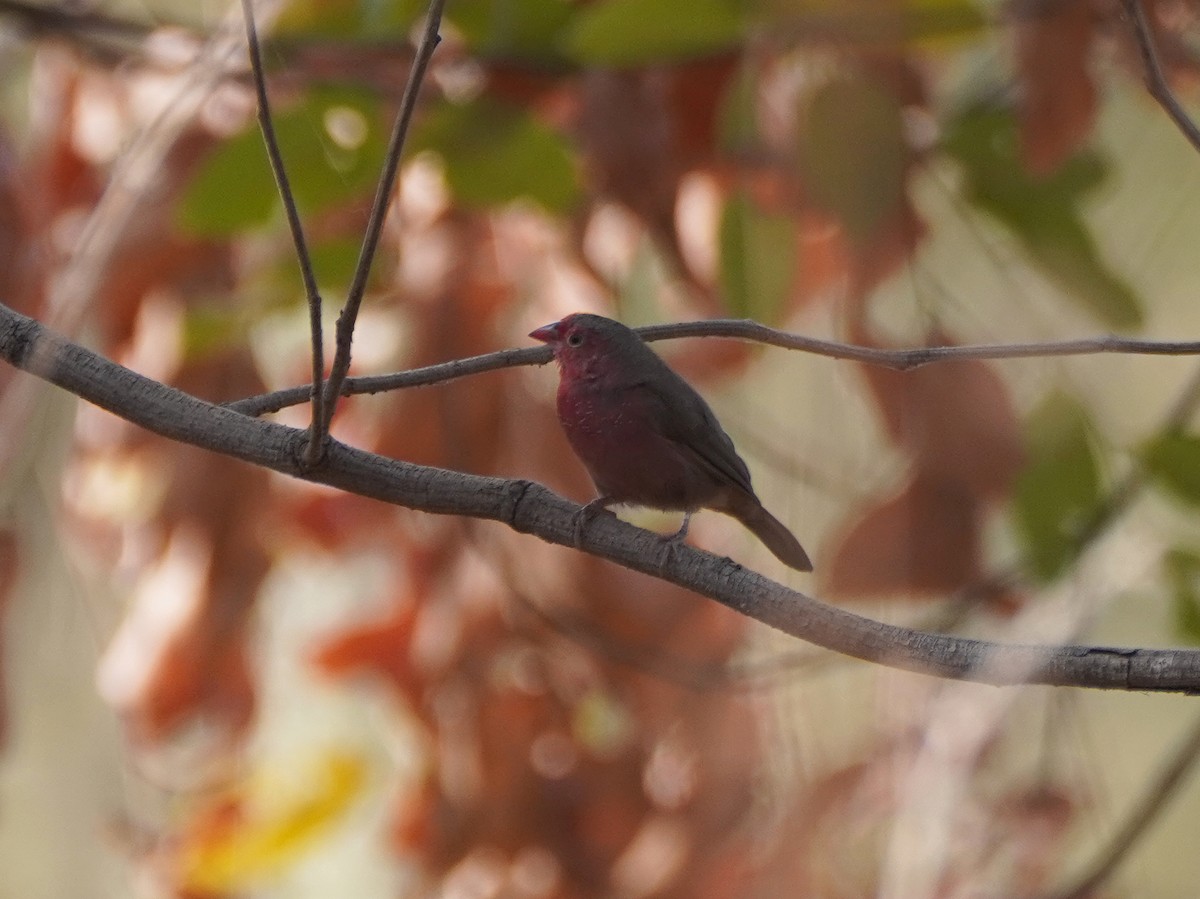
[530,313,812,572]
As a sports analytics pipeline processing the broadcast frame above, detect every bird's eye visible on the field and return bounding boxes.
[566,331,583,347]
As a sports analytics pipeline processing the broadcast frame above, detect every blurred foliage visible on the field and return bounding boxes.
[566,0,744,66]
[181,86,387,233]
[277,0,420,36]
[451,0,577,62]
[718,190,795,323]
[944,105,1143,329]
[800,75,909,247]
[1013,393,1104,582]
[411,95,581,212]
[1143,431,1200,507]
[178,752,368,894]
[3,0,1200,896]
[1166,548,1200,645]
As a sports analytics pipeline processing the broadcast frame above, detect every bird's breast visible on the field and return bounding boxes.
[556,381,720,510]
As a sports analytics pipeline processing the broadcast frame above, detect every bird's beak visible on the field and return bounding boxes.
[529,321,562,344]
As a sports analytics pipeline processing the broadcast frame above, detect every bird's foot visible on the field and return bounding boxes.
[653,512,692,573]
[659,512,692,544]
[573,497,616,549]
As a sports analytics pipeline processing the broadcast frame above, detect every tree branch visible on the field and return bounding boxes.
[4,301,1200,693]
[1122,0,1200,155]
[226,321,1200,419]
[239,0,326,445]
[313,0,446,458]
[0,0,150,64]
[1044,712,1200,899]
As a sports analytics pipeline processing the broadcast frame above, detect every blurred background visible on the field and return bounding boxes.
[3,0,1200,895]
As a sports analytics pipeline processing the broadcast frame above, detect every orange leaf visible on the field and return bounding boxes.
[311,602,419,700]
[827,332,1025,601]
[857,337,1025,499]
[824,471,982,598]
[1016,0,1098,176]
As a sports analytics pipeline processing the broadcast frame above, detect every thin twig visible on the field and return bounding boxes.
[225,323,1200,418]
[239,0,326,452]
[0,0,149,63]
[1122,0,1200,154]
[227,345,544,416]
[1043,712,1200,899]
[633,321,1200,363]
[311,0,446,463]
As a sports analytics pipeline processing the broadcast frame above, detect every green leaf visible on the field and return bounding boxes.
[179,88,386,235]
[1166,549,1200,645]
[799,76,908,246]
[182,305,251,360]
[308,237,373,292]
[565,0,744,67]
[276,88,388,213]
[943,105,1143,330]
[276,0,421,38]
[1012,393,1104,581]
[178,128,277,234]
[449,0,577,63]
[757,0,986,46]
[891,0,988,43]
[1143,432,1200,505]
[717,60,759,155]
[718,191,795,323]
[412,97,580,213]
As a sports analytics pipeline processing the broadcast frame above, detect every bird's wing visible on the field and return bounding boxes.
[630,373,756,496]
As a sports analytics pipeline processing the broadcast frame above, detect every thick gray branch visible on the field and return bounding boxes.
[3,302,1200,693]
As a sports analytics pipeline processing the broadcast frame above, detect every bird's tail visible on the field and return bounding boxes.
[728,497,813,572]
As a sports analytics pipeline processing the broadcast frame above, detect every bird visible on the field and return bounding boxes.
[530,312,812,572]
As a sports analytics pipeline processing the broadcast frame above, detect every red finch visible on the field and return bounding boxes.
[530,313,812,572]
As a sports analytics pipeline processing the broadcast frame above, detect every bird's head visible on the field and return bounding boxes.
[529,313,635,381]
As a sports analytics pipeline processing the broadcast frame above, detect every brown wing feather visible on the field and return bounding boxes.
[628,373,755,498]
